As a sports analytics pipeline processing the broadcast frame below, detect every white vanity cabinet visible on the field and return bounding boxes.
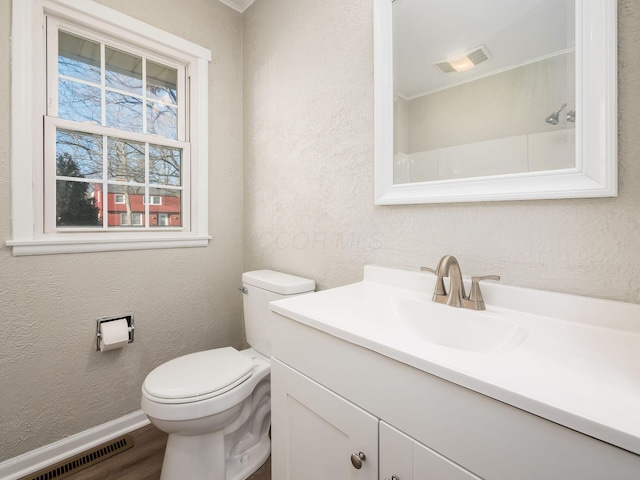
[272,357,482,480]
[271,359,378,480]
[270,310,640,480]
[380,422,481,480]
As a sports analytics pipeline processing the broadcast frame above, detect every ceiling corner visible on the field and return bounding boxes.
[218,0,256,14]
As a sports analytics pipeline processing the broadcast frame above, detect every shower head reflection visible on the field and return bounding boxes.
[545,103,568,125]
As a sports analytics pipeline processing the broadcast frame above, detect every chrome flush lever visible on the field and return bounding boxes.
[238,286,248,294]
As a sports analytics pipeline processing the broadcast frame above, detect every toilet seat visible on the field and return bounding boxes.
[142,347,254,404]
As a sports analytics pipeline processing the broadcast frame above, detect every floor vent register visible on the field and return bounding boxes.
[19,434,134,480]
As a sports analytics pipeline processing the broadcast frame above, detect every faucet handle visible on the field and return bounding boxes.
[468,275,501,305]
[471,274,501,282]
[421,266,446,296]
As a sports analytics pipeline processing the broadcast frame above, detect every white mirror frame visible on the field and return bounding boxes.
[374,0,617,205]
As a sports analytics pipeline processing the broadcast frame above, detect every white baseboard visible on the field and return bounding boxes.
[0,410,150,480]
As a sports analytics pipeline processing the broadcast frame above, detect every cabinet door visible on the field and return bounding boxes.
[380,422,481,480]
[272,359,378,480]
[380,422,414,480]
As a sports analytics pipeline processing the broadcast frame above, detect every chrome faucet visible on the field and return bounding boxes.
[421,255,500,311]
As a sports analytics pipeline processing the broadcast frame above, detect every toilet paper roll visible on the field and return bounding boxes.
[99,319,130,352]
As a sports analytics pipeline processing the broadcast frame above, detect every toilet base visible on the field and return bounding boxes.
[156,373,272,480]
[159,428,270,480]
[226,430,271,480]
[142,349,272,480]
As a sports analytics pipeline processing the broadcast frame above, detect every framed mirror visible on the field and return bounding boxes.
[374,0,617,205]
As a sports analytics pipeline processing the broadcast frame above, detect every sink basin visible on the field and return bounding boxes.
[390,297,528,353]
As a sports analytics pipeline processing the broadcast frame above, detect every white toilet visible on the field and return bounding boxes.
[141,270,315,480]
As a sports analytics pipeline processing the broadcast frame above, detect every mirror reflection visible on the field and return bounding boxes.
[393,0,575,184]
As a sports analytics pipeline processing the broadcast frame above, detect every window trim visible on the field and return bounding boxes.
[8,0,212,256]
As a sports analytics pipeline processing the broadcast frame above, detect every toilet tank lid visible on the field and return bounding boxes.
[243,270,315,295]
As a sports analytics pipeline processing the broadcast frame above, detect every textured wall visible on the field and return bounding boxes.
[0,0,244,461]
[243,0,640,303]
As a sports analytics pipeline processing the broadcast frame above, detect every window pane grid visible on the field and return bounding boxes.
[56,176,98,183]
[142,59,148,140]
[52,119,185,232]
[51,117,185,149]
[104,180,184,190]
[57,29,180,141]
[102,134,109,228]
[144,142,149,227]
[100,42,106,128]
[57,76,180,111]
[58,74,100,90]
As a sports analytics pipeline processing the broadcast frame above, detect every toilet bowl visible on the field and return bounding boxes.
[141,270,315,480]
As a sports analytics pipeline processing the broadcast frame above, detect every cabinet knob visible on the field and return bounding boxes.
[385,476,400,480]
[350,452,366,469]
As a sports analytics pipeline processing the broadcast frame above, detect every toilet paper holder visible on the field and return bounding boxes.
[96,314,135,351]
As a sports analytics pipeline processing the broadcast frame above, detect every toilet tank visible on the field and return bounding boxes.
[242,270,315,357]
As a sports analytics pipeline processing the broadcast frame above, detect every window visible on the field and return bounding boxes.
[49,26,185,232]
[8,0,211,255]
[120,213,143,226]
[158,213,169,226]
[143,196,162,205]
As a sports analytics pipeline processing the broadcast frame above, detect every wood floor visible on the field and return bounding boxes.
[65,424,271,480]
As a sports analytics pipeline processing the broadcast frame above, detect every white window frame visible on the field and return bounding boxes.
[113,194,126,205]
[8,0,212,256]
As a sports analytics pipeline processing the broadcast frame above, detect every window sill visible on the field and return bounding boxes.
[6,235,212,256]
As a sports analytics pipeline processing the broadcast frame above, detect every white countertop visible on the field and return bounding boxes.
[270,265,640,456]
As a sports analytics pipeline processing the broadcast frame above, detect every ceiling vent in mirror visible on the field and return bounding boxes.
[434,45,491,73]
